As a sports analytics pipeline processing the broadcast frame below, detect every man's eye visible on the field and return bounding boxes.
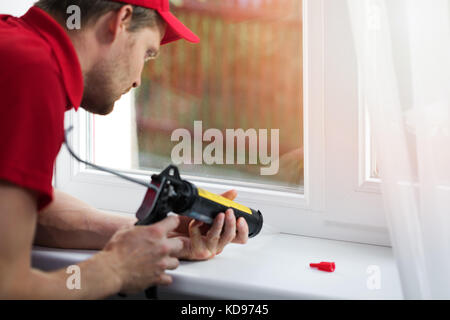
[145,50,159,62]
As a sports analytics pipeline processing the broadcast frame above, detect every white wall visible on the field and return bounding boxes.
[0,1,35,16]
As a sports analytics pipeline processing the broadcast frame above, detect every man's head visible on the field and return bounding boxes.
[34,0,198,115]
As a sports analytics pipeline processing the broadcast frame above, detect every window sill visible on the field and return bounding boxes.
[32,231,403,300]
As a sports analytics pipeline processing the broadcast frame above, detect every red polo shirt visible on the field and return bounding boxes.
[0,7,83,211]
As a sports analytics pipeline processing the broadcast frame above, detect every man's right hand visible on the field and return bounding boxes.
[101,215,183,294]
[0,180,183,299]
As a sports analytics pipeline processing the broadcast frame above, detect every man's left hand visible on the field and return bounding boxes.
[169,190,249,261]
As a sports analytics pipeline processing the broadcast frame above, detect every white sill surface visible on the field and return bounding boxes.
[32,231,403,300]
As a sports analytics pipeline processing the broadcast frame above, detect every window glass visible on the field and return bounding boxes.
[92,0,304,189]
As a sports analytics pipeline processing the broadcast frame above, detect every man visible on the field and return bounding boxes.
[0,0,249,299]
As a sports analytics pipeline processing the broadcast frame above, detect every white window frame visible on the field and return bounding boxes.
[55,0,390,246]
[0,1,35,16]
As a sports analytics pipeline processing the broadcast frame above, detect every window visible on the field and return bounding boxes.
[0,1,35,16]
[57,0,389,246]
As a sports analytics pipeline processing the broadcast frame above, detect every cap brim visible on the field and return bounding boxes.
[158,11,200,45]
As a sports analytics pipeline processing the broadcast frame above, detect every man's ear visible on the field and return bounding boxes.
[107,5,134,40]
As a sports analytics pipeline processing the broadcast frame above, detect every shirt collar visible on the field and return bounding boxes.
[22,6,83,111]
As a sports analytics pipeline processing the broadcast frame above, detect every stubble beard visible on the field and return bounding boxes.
[81,62,117,116]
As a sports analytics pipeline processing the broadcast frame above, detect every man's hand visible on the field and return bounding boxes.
[102,215,183,294]
[0,180,184,299]
[170,190,249,261]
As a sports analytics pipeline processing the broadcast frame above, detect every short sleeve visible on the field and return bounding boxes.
[0,59,66,211]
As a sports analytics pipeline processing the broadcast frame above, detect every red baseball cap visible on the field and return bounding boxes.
[109,0,200,45]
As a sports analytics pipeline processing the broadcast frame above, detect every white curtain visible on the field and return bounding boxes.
[347,0,450,299]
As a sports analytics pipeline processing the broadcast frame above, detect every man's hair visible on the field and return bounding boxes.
[34,0,163,32]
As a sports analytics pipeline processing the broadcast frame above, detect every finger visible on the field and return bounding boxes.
[152,215,180,235]
[233,217,249,244]
[165,237,184,256]
[162,257,180,270]
[221,190,237,201]
[218,209,237,250]
[206,212,225,247]
[191,219,204,229]
[188,219,206,251]
[156,273,173,286]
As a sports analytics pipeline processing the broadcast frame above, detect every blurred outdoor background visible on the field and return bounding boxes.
[134,0,304,188]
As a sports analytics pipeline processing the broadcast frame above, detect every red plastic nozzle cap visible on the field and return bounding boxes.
[310,262,335,272]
